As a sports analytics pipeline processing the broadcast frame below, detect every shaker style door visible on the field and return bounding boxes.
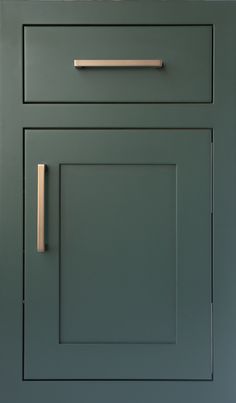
[24,129,212,380]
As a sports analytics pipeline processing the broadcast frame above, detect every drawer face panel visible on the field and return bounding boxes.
[24,26,213,103]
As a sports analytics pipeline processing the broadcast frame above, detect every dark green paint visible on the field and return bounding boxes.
[1,1,236,402]
[24,26,212,103]
[24,129,212,380]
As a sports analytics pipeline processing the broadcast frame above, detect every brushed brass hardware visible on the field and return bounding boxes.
[74,59,164,68]
[37,164,46,253]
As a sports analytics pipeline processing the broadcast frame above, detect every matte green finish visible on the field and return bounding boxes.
[1,1,236,402]
[24,129,212,380]
[60,164,177,344]
[24,25,212,103]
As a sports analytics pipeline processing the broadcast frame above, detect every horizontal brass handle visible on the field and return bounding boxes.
[74,59,164,68]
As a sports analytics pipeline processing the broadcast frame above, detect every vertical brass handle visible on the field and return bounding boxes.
[37,164,46,252]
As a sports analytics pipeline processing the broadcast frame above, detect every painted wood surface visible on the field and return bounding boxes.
[0,1,236,402]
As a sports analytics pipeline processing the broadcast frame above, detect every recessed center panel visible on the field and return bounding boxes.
[59,164,177,344]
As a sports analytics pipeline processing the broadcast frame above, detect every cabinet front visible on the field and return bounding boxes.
[24,129,212,380]
[1,2,236,403]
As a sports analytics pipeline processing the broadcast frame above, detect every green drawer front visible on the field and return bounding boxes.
[24,25,212,103]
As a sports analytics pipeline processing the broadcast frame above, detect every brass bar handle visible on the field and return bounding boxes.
[74,59,164,68]
[37,164,46,253]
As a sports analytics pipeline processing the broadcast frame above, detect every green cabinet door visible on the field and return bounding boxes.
[2,1,236,402]
[24,129,212,380]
